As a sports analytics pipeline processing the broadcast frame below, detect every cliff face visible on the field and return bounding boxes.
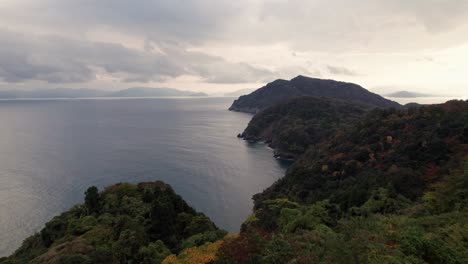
[229,75,400,113]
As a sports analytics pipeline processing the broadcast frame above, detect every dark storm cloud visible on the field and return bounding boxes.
[2,0,244,44]
[5,0,468,50]
[0,31,95,83]
[0,29,276,84]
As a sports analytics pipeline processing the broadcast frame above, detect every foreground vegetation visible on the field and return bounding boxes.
[0,182,226,263]
[217,161,467,263]
[2,100,467,263]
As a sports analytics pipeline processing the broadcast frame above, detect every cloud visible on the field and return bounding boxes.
[385,0,468,33]
[252,0,468,51]
[195,62,275,84]
[0,0,468,90]
[327,66,359,76]
[2,0,468,52]
[0,0,245,44]
[0,31,94,83]
[0,29,275,84]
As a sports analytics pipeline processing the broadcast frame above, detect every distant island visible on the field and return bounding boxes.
[385,91,434,98]
[229,75,400,113]
[0,87,207,99]
[108,87,207,98]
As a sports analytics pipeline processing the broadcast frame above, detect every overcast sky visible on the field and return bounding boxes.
[0,0,467,98]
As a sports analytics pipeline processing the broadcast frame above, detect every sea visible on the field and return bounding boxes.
[0,97,288,256]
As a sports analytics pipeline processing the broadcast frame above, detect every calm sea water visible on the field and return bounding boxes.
[0,97,287,256]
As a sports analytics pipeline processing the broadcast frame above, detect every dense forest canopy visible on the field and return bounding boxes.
[0,181,226,263]
[255,100,467,207]
[218,100,468,263]
[239,96,370,159]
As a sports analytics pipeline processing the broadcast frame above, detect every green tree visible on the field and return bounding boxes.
[138,240,171,264]
[84,186,100,214]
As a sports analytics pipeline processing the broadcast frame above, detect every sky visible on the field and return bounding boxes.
[0,0,467,98]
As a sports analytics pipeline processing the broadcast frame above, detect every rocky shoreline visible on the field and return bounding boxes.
[237,133,299,161]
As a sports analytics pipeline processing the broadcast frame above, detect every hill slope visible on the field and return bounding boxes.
[0,181,226,264]
[254,100,467,207]
[217,100,468,263]
[229,75,400,113]
[239,96,369,159]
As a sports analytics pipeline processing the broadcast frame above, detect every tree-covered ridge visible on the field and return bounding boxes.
[0,181,226,264]
[254,100,467,208]
[217,163,467,263]
[239,96,369,159]
[229,75,399,114]
[216,100,468,263]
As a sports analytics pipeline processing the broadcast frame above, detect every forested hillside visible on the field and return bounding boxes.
[229,75,399,113]
[255,100,467,207]
[239,96,369,159]
[217,100,468,263]
[0,182,226,264]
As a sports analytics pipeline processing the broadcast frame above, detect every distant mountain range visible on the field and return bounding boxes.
[0,87,207,99]
[229,75,400,113]
[108,87,207,97]
[385,91,434,98]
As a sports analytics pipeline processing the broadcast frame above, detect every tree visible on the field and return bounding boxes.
[138,240,171,264]
[84,186,100,214]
